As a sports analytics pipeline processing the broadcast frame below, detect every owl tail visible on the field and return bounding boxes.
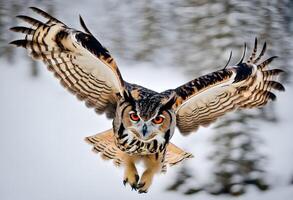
[85,129,193,170]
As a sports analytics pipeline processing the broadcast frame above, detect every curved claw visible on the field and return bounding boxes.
[131,184,137,191]
[123,179,127,186]
[137,182,148,193]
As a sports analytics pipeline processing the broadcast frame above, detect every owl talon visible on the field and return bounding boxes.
[130,177,139,190]
[131,184,137,191]
[123,170,139,191]
[123,179,128,186]
[137,182,145,189]
[138,189,148,194]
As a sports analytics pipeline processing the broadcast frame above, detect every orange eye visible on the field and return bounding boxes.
[152,116,164,124]
[129,112,140,121]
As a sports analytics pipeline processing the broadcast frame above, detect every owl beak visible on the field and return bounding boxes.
[142,124,148,137]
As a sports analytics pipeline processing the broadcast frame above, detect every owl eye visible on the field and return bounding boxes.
[152,116,165,124]
[129,112,140,122]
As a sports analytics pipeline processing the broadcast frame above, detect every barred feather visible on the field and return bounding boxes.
[166,144,194,166]
[29,6,63,24]
[253,41,267,64]
[10,26,35,35]
[257,56,278,69]
[9,39,30,48]
[16,15,46,27]
[86,129,123,166]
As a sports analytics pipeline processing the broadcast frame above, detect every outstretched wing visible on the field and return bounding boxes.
[175,39,285,135]
[10,7,124,118]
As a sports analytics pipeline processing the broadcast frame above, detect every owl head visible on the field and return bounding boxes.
[113,87,177,154]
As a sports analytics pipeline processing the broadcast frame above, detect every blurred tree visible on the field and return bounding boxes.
[206,112,269,196]
[100,0,167,63]
[166,166,194,192]
[133,0,163,61]
[0,0,16,62]
[99,0,128,59]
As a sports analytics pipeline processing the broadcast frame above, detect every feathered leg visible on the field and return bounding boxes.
[122,153,140,190]
[137,154,163,193]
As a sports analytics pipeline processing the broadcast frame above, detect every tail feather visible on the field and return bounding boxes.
[166,143,194,166]
[85,129,193,171]
[85,129,123,166]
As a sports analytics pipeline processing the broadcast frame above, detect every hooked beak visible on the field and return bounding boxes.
[142,124,148,136]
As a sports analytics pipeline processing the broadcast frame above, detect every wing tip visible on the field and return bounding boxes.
[267,91,277,101]
[237,42,247,65]
[9,40,28,48]
[79,14,92,35]
[29,6,63,24]
[84,136,93,145]
[28,6,38,11]
[16,15,45,27]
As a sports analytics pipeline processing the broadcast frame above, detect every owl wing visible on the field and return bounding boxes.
[175,40,285,135]
[10,7,124,118]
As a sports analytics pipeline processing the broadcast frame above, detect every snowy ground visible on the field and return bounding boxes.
[0,55,293,200]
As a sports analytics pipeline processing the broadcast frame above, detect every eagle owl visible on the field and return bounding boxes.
[10,7,285,193]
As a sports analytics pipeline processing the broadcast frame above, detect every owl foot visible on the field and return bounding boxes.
[123,174,139,190]
[136,169,155,194]
[135,153,162,193]
[123,161,139,190]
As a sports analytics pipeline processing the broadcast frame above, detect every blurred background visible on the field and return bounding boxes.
[0,0,293,199]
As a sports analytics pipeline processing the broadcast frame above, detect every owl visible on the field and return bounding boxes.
[10,7,285,193]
